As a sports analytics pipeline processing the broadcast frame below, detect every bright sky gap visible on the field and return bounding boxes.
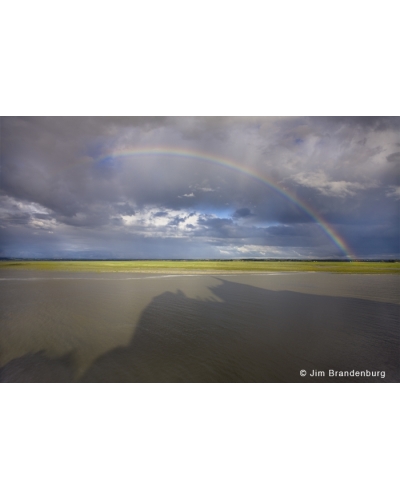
[99,147,357,259]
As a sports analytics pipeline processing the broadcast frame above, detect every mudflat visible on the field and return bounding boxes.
[0,271,398,382]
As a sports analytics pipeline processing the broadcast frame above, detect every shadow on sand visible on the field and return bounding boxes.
[1,279,399,382]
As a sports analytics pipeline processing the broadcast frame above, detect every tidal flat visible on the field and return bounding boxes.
[0,270,399,382]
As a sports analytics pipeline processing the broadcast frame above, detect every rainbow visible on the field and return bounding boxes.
[98,147,355,259]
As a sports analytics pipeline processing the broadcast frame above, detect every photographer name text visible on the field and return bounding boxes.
[299,369,385,378]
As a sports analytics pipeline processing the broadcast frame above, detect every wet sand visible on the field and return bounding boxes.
[0,271,399,382]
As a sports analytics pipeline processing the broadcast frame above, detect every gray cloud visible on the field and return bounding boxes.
[1,117,399,259]
[233,208,254,218]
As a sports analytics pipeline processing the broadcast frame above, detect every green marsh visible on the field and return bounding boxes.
[1,260,399,274]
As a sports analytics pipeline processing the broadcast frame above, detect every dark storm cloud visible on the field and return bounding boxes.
[233,208,254,218]
[314,116,400,132]
[168,215,188,226]
[115,203,136,216]
[375,149,400,189]
[1,117,399,259]
[386,152,400,163]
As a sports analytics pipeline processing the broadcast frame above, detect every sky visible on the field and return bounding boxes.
[0,116,399,260]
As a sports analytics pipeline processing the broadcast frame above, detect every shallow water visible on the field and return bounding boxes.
[0,271,399,382]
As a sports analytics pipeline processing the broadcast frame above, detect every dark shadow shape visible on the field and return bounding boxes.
[0,351,75,383]
[1,279,398,382]
[79,279,400,383]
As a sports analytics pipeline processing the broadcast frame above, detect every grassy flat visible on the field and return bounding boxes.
[0,260,399,274]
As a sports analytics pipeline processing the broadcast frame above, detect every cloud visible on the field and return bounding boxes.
[233,207,254,218]
[1,117,399,259]
[386,152,400,163]
[290,171,368,197]
[386,186,400,199]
